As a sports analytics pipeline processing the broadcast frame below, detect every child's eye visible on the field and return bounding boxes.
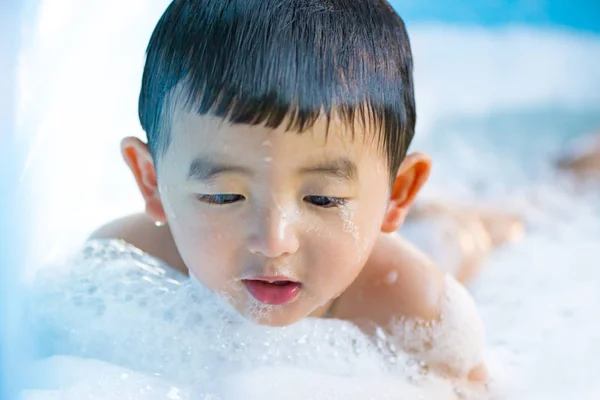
[197,194,245,205]
[304,196,347,208]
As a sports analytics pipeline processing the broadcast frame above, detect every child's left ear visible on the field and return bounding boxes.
[381,152,432,233]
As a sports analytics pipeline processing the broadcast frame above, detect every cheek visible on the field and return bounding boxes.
[175,221,227,260]
[176,222,241,290]
[161,193,240,283]
[339,200,385,258]
[308,207,381,284]
[162,189,224,245]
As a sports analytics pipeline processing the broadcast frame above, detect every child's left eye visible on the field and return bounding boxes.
[304,196,347,208]
[197,194,245,205]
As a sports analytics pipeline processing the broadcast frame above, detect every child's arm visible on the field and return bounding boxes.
[336,232,487,382]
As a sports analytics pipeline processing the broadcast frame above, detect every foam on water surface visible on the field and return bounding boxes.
[25,240,464,399]
[23,356,453,400]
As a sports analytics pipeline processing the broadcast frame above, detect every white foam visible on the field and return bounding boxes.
[25,240,461,399]
[390,275,485,377]
[23,356,191,400]
[23,356,457,400]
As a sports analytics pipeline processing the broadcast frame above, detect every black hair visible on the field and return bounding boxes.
[139,0,416,178]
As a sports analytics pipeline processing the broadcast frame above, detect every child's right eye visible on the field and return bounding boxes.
[196,194,245,205]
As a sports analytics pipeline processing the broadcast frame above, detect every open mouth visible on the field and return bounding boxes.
[242,279,302,305]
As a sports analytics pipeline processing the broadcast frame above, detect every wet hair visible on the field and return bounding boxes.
[139,0,416,178]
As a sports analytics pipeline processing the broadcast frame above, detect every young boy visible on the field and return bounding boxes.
[92,0,488,383]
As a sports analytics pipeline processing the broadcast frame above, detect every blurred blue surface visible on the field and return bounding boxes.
[393,0,600,33]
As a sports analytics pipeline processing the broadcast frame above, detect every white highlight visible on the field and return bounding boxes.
[384,270,398,285]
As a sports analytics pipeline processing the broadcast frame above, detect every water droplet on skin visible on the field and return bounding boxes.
[384,270,398,285]
[338,207,360,241]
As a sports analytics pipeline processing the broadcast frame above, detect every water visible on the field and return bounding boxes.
[14,0,600,399]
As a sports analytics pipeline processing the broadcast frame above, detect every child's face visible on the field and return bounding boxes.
[153,105,392,326]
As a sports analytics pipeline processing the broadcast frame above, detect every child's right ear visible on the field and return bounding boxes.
[120,137,167,224]
[380,152,432,233]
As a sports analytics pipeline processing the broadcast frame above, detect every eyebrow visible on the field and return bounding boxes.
[187,157,252,182]
[186,156,358,182]
[298,157,358,181]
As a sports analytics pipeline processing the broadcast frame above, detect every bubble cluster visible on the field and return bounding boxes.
[26,239,466,399]
[390,275,485,377]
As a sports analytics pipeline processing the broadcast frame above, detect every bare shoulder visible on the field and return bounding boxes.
[90,213,187,275]
[90,213,152,241]
[332,232,445,327]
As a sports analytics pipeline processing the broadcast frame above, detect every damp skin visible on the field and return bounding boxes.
[155,106,390,327]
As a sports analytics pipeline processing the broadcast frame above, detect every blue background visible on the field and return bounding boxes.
[393,0,600,33]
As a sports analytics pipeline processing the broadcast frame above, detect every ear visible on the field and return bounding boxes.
[381,152,432,233]
[121,137,167,224]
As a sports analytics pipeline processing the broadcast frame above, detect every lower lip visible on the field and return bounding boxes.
[243,280,301,305]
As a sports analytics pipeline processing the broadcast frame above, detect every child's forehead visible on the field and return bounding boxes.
[170,102,381,154]
[161,104,390,185]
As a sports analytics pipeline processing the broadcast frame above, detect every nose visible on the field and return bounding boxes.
[246,201,300,258]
